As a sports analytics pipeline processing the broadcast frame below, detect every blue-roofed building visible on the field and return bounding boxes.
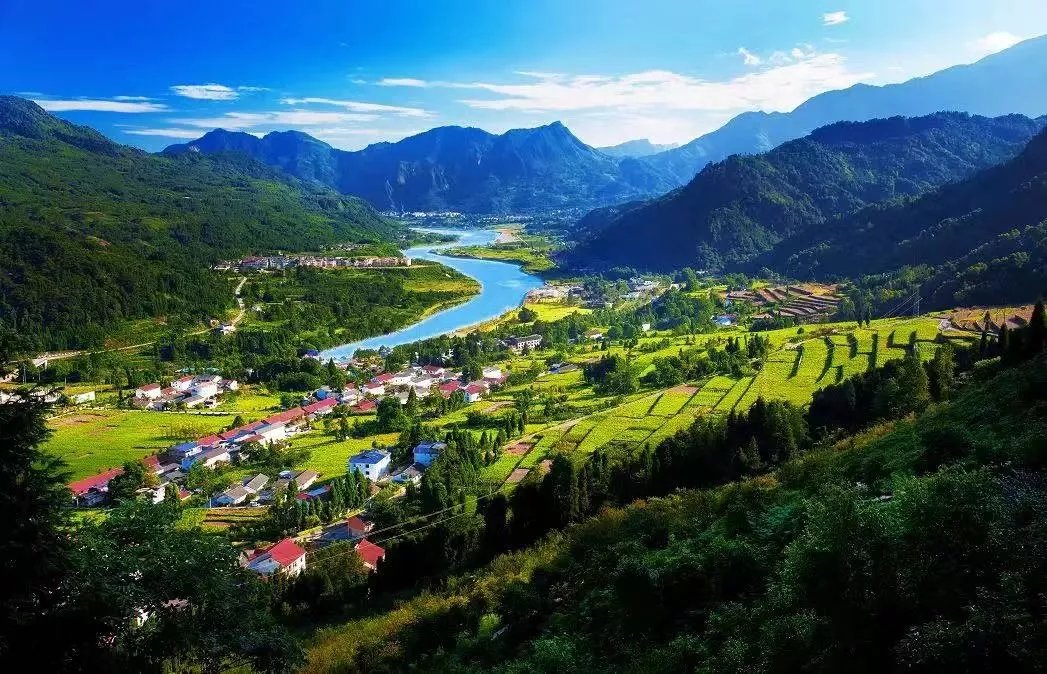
[347,449,391,482]
[413,441,446,467]
[171,441,201,460]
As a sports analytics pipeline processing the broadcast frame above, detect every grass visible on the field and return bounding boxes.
[44,409,240,479]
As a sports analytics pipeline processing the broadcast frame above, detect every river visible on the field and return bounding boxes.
[320,228,544,360]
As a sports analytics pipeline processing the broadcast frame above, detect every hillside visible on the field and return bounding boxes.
[0,96,399,353]
[164,122,677,213]
[644,34,1047,183]
[773,126,1047,307]
[566,112,1046,271]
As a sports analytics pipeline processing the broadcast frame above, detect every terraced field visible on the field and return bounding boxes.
[494,316,973,487]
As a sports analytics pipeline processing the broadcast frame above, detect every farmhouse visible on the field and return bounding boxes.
[346,515,373,539]
[413,441,446,467]
[135,383,162,400]
[242,538,307,578]
[348,449,391,482]
[355,539,386,571]
[215,484,252,506]
[68,467,125,506]
[392,464,424,484]
[464,383,485,403]
[507,334,542,353]
[352,399,377,414]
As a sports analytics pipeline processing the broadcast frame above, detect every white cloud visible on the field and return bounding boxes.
[280,97,431,117]
[822,11,849,26]
[122,127,206,139]
[445,50,871,115]
[112,95,154,101]
[170,84,240,100]
[737,48,762,67]
[376,78,431,88]
[969,31,1024,57]
[34,98,168,113]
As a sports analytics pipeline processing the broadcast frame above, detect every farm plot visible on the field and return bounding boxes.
[714,377,754,413]
[649,390,693,417]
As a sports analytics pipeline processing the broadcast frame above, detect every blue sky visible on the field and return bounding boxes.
[2,0,1045,151]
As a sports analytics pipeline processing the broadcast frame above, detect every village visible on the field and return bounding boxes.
[64,354,521,579]
[216,253,412,272]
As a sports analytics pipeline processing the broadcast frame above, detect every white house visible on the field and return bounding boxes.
[464,383,485,403]
[507,334,542,353]
[361,382,385,397]
[71,391,96,405]
[135,383,162,400]
[348,449,391,482]
[255,422,287,444]
[170,375,194,392]
[389,371,414,386]
[481,366,503,380]
[191,381,219,399]
[215,484,251,506]
[242,538,307,578]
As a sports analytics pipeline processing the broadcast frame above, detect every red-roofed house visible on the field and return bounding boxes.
[302,398,337,417]
[371,372,393,384]
[242,538,307,577]
[69,467,124,506]
[196,435,223,447]
[422,364,446,377]
[355,539,385,571]
[142,455,162,474]
[439,381,461,398]
[464,383,485,403]
[352,399,377,414]
[134,383,162,400]
[346,515,373,539]
[171,375,195,392]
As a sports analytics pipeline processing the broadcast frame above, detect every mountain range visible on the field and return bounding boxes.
[163,35,1047,216]
[565,112,1047,271]
[0,96,396,351]
[642,34,1047,183]
[597,139,679,158]
[165,122,677,213]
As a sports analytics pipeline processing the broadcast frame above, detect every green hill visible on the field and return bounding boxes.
[0,96,399,353]
[566,113,1045,271]
[304,347,1047,674]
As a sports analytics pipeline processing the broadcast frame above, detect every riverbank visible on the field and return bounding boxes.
[320,228,544,359]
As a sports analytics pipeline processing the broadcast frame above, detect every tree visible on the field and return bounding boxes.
[518,306,538,322]
[1029,299,1046,356]
[0,395,71,667]
[66,500,304,671]
[107,459,158,502]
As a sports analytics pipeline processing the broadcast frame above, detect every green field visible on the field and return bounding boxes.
[492,316,971,486]
[44,410,239,479]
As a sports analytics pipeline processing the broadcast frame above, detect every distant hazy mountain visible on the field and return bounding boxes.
[565,112,1047,272]
[165,122,677,213]
[598,139,679,158]
[644,34,1047,183]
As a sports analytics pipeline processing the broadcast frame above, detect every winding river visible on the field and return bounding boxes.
[321,228,544,360]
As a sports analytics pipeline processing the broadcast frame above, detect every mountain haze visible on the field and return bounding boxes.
[598,139,679,158]
[165,122,677,213]
[643,34,1047,183]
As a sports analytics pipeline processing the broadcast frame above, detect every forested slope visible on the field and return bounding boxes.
[305,318,1047,673]
[0,96,398,353]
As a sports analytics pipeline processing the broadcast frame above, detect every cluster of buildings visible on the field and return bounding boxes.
[241,526,388,579]
[313,363,508,414]
[222,254,410,271]
[346,438,447,486]
[133,374,238,411]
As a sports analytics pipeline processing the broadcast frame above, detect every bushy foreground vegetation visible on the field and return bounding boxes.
[302,308,1047,673]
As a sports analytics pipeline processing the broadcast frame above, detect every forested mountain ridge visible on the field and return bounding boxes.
[642,34,1047,183]
[565,112,1047,271]
[0,96,398,353]
[165,121,678,213]
[773,125,1047,307]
